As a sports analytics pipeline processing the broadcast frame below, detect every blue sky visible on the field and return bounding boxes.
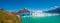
[0,0,60,11]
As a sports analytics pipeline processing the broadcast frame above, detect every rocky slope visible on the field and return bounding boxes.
[0,9,21,23]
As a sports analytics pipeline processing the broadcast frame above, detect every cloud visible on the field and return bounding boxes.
[6,10,18,12]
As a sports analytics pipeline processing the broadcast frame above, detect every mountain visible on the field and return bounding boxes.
[44,7,60,13]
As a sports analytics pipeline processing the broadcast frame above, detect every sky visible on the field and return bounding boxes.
[0,0,60,11]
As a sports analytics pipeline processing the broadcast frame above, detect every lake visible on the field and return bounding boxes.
[21,15,60,23]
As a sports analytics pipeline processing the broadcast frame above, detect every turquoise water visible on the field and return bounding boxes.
[21,15,60,23]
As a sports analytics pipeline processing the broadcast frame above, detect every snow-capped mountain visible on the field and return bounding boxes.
[44,6,60,13]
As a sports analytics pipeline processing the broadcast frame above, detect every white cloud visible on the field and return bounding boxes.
[5,8,20,12]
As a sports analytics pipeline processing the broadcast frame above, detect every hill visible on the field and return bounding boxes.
[0,8,21,23]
